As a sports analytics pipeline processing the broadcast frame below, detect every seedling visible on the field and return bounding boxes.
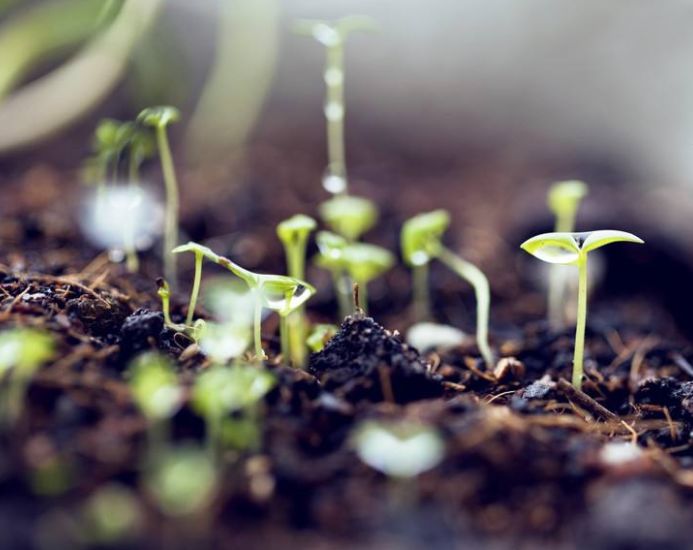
[295,15,378,195]
[307,323,338,353]
[318,194,378,241]
[315,230,351,319]
[341,242,395,312]
[0,328,54,424]
[137,106,181,286]
[191,365,275,456]
[173,242,315,359]
[401,210,494,366]
[128,352,182,456]
[277,214,317,367]
[353,420,444,478]
[156,278,185,332]
[546,180,588,330]
[521,230,643,388]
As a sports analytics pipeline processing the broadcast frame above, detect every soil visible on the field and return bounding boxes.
[2,141,693,549]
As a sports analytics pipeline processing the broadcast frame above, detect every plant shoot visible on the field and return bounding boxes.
[521,230,643,388]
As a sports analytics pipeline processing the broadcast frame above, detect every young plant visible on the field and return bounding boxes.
[191,365,275,457]
[340,242,395,312]
[0,328,54,425]
[318,194,378,241]
[546,180,588,330]
[295,15,378,195]
[315,230,351,319]
[277,214,317,367]
[521,230,643,388]
[173,242,315,360]
[401,210,494,366]
[306,323,338,353]
[128,352,182,458]
[352,420,444,478]
[137,106,181,286]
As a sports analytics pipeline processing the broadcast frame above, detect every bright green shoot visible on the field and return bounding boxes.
[341,242,394,312]
[137,106,181,286]
[174,242,315,360]
[315,230,351,319]
[547,180,588,330]
[318,194,378,241]
[156,278,184,332]
[401,210,494,366]
[521,230,643,388]
[295,15,378,195]
[0,328,54,424]
[277,214,317,367]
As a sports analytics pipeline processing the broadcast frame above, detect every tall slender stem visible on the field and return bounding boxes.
[156,125,179,287]
[186,252,203,326]
[573,256,588,388]
[324,42,347,194]
[280,315,290,362]
[412,263,430,322]
[253,297,266,360]
[438,246,494,367]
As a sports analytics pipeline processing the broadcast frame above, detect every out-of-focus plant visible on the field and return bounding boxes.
[191,365,275,457]
[521,230,643,388]
[341,243,394,312]
[401,210,494,366]
[295,15,377,195]
[546,180,588,330]
[318,194,378,241]
[277,214,316,367]
[82,484,142,545]
[0,328,54,425]
[306,323,338,353]
[173,242,315,360]
[128,352,182,457]
[314,231,351,319]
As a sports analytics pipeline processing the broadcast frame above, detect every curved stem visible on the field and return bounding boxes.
[438,246,494,367]
[185,251,203,326]
[156,125,179,287]
[573,255,588,388]
[412,262,430,322]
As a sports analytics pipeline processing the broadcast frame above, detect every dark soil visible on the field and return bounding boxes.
[2,154,693,549]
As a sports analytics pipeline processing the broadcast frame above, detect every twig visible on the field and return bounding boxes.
[556,378,619,422]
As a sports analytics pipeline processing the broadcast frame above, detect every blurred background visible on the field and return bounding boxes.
[2,0,693,333]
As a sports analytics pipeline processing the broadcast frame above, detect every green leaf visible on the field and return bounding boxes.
[198,322,250,364]
[0,328,54,375]
[128,352,181,421]
[580,230,644,254]
[137,105,180,128]
[258,275,316,316]
[315,230,347,271]
[191,365,275,417]
[547,180,588,216]
[306,323,338,353]
[401,209,450,266]
[520,232,581,265]
[276,214,317,245]
[318,195,378,241]
[341,242,394,283]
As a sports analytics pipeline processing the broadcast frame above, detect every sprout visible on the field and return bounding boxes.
[0,328,54,424]
[401,210,494,366]
[521,230,644,388]
[353,420,444,478]
[295,15,378,195]
[137,106,181,286]
[546,180,589,330]
[277,214,317,367]
[191,365,275,455]
[401,210,449,321]
[315,230,351,319]
[173,242,315,359]
[156,278,184,332]
[341,243,394,312]
[128,352,182,456]
[318,195,378,241]
[306,323,338,353]
[145,445,217,517]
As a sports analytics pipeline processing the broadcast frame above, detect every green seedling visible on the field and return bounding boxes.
[0,328,54,424]
[546,180,588,330]
[174,242,315,359]
[318,194,378,241]
[295,15,378,195]
[137,106,181,286]
[277,214,317,367]
[128,352,182,458]
[521,230,643,388]
[315,230,351,319]
[191,365,275,456]
[341,242,394,312]
[145,445,217,518]
[353,420,444,478]
[401,210,494,366]
[156,278,183,331]
[307,323,338,353]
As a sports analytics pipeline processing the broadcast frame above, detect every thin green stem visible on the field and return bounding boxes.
[573,256,588,388]
[332,270,351,320]
[156,125,180,287]
[279,314,290,363]
[325,43,347,194]
[253,297,266,360]
[412,262,430,322]
[285,239,307,366]
[438,246,494,367]
[186,251,203,326]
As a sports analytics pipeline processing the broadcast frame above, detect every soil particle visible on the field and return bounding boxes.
[66,294,129,341]
[635,377,693,421]
[308,314,444,404]
[119,308,165,355]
